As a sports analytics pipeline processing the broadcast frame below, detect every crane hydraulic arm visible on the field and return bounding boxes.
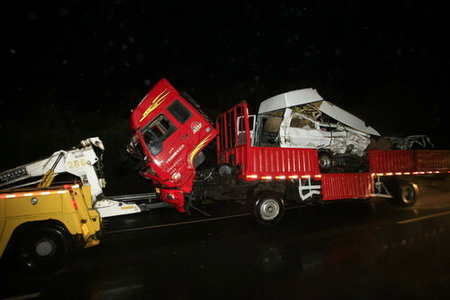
[0,137,107,201]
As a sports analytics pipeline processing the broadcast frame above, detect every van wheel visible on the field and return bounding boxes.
[318,151,332,173]
[15,225,71,274]
[253,192,285,227]
[390,182,418,207]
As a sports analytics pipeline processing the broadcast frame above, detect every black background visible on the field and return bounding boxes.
[2,1,449,194]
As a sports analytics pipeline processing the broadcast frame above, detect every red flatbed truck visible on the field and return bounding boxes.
[128,79,450,226]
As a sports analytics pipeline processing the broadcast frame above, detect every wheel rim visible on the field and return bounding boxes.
[35,238,56,257]
[400,185,415,204]
[319,154,332,170]
[260,199,280,220]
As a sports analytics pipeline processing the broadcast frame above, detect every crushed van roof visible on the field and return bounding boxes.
[258,88,380,136]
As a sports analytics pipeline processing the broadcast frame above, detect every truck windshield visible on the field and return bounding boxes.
[141,114,176,156]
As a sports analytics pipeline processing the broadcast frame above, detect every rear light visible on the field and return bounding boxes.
[66,186,78,210]
[71,196,78,210]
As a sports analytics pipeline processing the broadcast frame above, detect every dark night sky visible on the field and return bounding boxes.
[1,1,449,190]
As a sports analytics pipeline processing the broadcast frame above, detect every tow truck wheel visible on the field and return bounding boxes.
[253,192,285,227]
[15,224,71,274]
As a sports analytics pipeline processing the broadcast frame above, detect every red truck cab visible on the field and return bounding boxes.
[129,79,217,212]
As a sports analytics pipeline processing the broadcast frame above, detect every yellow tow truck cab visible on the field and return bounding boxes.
[0,184,101,273]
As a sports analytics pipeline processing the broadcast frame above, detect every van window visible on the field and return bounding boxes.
[168,100,192,124]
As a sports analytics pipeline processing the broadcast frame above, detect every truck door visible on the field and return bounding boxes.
[139,109,194,185]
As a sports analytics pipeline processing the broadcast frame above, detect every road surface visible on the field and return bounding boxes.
[1,176,450,299]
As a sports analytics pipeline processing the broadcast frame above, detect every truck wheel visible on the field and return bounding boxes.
[253,192,285,227]
[15,225,71,274]
[390,182,418,207]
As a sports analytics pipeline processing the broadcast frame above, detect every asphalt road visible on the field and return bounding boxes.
[1,176,450,299]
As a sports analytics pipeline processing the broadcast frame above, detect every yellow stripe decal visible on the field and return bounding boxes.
[189,134,214,164]
[139,89,171,123]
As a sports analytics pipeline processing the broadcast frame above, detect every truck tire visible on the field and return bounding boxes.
[390,182,418,207]
[253,192,285,227]
[15,224,71,274]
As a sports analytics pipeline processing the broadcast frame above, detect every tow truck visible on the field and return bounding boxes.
[0,183,100,274]
[0,138,156,273]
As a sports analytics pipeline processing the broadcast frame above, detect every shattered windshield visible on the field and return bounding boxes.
[141,114,176,156]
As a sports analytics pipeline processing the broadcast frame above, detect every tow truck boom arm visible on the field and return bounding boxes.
[0,137,106,202]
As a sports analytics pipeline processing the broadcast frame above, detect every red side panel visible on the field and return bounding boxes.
[369,150,415,173]
[321,173,374,200]
[243,147,320,178]
[218,145,320,179]
[415,150,450,171]
[369,149,450,173]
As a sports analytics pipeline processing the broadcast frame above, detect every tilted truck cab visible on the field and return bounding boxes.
[128,78,217,212]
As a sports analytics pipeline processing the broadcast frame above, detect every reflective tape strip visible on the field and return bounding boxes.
[0,189,68,199]
[121,206,136,210]
[372,170,447,177]
[246,174,322,180]
[245,169,448,181]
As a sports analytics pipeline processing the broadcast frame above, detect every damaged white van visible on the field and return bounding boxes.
[249,88,379,172]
